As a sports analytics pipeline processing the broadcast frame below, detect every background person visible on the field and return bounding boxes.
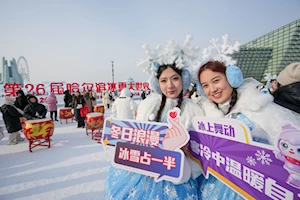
[63,90,73,108]
[24,95,47,120]
[112,88,137,119]
[273,62,300,114]
[45,92,58,121]
[72,91,86,128]
[15,90,29,111]
[1,96,25,145]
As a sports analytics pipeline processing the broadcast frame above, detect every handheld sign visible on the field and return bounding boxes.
[102,108,190,182]
[189,117,300,200]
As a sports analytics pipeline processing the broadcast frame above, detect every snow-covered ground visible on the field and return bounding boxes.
[0,108,116,200]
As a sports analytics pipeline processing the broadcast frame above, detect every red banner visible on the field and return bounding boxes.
[3,82,150,96]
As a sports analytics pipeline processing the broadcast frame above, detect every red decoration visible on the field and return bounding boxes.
[169,111,177,119]
[59,108,73,124]
[50,82,64,94]
[80,106,90,118]
[23,118,54,152]
[66,82,80,93]
[25,84,35,95]
[85,113,104,141]
[135,82,143,90]
[81,82,94,92]
[107,82,117,92]
[143,82,150,90]
[39,97,46,103]
[95,82,106,92]
[94,105,105,114]
[118,82,127,92]
[3,82,151,97]
[36,84,46,95]
[4,83,22,96]
[128,82,135,90]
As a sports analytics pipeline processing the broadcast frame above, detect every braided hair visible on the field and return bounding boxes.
[176,91,184,109]
[155,95,167,122]
[155,64,183,122]
[227,88,238,114]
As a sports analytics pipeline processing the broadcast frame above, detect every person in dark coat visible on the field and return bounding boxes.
[64,90,73,108]
[1,96,25,145]
[273,62,300,114]
[141,90,146,100]
[72,91,86,128]
[15,90,29,111]
[23,95,48,120]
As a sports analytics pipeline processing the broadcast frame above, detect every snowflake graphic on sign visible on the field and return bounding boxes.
[184,193,197,200]
[128,188,137,198]
[168,186,177,198]
[255,150,272,165]
[153,195,160,200]
[246,156,257,166]
[114,169,123,177]
[164,185,171,195]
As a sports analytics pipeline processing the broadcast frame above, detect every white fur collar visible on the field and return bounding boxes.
[218,97,231,114]
[234,78,274,112]
[200,98,225,118]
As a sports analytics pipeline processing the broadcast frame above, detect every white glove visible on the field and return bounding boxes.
[76,104,82,109]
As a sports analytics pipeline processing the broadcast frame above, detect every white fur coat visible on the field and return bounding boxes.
[201,78,300,145]
[136,93,205,184]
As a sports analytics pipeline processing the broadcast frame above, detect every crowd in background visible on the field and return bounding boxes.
[0,60,299,200]
[0,87,151,145]
[0,62,299,149]
[0,89,103,145]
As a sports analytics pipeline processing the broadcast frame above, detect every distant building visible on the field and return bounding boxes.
[1,57,24,86]
[124,76,135,89]
[232,19,300,81]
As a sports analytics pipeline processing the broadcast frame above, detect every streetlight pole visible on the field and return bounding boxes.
[111,61,114,83]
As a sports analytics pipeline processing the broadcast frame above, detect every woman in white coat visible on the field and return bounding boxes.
[196,60,300,200]
[105,63,205,200]
[112,88,137,119]
[105,35,205,199]
[101,91,106,106]
[104,91,112,109]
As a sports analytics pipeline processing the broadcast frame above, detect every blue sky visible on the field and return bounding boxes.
[0,0,299,84]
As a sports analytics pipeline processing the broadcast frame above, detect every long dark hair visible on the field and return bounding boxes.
[198,61,238,114]
[155,64,183,122]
